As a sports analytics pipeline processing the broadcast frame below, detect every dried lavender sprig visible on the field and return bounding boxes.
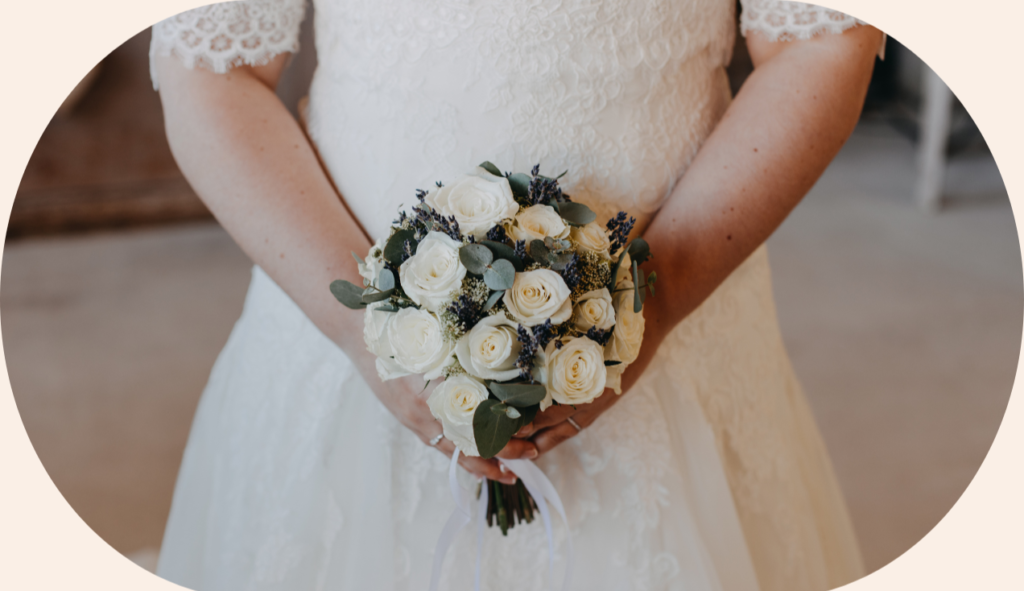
[486,225,509,243]
[607,211,636,256]
[446,293,483,335]
[515,325,538,381]
[560,252,581,291]
[585,326,612,346]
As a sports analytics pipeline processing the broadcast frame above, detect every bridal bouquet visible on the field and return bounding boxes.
[331,162,655,534]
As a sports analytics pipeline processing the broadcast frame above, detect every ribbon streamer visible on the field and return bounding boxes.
[428,450,573,591]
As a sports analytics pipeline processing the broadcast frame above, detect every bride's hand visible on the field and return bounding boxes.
[361,364,535,484]
[519,304,668,457]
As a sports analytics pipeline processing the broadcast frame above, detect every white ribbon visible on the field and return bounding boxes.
[428,449,573,591]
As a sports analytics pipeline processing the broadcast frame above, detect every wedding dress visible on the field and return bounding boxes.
[149,1,875,589]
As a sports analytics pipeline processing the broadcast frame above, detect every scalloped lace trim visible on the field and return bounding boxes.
[149,0,306,90]
[740,0,885,58]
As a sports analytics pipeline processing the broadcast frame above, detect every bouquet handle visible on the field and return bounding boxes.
[429,450,574,591]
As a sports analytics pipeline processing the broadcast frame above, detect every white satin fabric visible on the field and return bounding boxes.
[153,1,866,590]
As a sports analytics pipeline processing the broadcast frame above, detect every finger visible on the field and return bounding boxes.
[532,422,580,458]
[433,436,515,484]
[496,437,539,460]
[517,405,576,438]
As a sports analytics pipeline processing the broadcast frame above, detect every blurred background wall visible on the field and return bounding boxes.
[2,10,1019,579]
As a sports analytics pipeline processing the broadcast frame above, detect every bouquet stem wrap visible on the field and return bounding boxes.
[429,449,574,591]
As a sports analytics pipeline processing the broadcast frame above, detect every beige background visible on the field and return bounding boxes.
[1,0,1022,590]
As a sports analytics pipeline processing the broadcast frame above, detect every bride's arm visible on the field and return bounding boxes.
[154,54,532,478]
[528,23,883,453]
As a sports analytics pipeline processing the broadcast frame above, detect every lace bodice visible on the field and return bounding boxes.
[151,0,878,238]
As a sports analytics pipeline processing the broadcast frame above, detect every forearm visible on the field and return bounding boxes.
[155,56,371,356]
[641,26,881,341]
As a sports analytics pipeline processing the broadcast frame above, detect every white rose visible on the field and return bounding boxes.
[424,168,520,238]
[539,337,608,406]
[503,269,573,327]
[510,204,570,243]
[570,221,611,258]
[363,302,409,381]
[572,288,616,332]
[427,375,489,456]
[456,314,522,382]
[398,231,467,313]
[604,281,646,394]
[386,308,455,380]
[358,236,387,285]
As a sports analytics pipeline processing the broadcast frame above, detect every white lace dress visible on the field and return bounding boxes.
[150,2,875,590]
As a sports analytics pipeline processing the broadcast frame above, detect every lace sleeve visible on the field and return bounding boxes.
[150,0,307,90]
[739,1,885,58]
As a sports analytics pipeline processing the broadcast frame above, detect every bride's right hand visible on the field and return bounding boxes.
[363,368,534,485]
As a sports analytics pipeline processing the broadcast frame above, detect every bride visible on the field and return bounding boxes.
[149,1,882,589]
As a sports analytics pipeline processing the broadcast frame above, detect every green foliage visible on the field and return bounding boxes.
[479,161,503,177]
[330,280,367,309]
[507,173,531,199]
[481,240,525,272]
[473,399,538,459]
[556,202,597,226]
[383,228,416,264]
[488,382,547,407]
[460,243,494,274]
[484,259,516,290]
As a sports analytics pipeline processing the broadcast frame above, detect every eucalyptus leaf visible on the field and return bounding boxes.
[377,268,396,291]
[557,202,597,226]
[473,399,522,459]
[628,238,651,265]
[352,251,365,266]
[361,288,395,304]
[632,260,643,313]
[508,173,531,198]
[505,406,522,419]
[548,250,575,271]
[383,229,416,264]
[479,161,503,177]
[484,259,516,291]
[529,239,550,262]
[483,290,505,311]
[488,382,547,407]
[330,280,367,309]
[481,240,525,272]
[460,243,494,275]
[376,304,399,313]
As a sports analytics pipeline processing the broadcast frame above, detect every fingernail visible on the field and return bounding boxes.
[504,476,517,485]
[499,464,508,474]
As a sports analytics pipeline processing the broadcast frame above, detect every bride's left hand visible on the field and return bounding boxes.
[519,306,667,458]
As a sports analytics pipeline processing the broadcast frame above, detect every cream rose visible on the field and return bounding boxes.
[427,375,489,456]
[539,337,608,406]
[424,168,519,238]
[573,288,616,332]
[604,281,646,394]
[398,231,467,313]
[455,314,522,382]
[358,236,387,285]
[363,302,409,381]
[385,307,455,380]
[570,221,612,258]
[503,269,573,327]
[510,204,570,243]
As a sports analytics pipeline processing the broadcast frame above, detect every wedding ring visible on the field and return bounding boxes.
[428,433,444,447]
[566,417,583,432]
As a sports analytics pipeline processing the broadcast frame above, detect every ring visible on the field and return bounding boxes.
[428,433,444,447]
[566,417,583,432]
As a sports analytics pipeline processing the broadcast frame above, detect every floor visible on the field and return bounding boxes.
[2,122,1019,577]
